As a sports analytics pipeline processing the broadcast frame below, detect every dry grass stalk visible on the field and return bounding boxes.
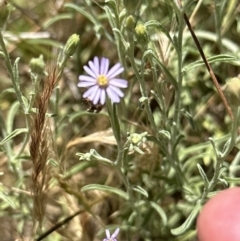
[29,67,58,227]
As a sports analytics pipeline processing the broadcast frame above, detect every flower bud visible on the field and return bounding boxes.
[63,34,80,57]
[125,15,135,32]
[128,132,148,145]
[135,24,149,47]
[225,76,240,108]
[30,55,45,75]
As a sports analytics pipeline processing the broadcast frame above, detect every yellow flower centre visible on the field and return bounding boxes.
[97,75,109,87]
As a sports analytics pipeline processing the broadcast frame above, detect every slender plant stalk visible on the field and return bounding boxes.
[35,209,85,241]
[0,31,25,111]
[173,9,184,136]
[176,0,233,120]
[200,107,239,203]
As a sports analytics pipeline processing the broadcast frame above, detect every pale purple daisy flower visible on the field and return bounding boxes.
[103,228,120,241]
[78,57,128,105]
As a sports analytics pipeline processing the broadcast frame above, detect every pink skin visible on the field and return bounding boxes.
[197,187,240,241]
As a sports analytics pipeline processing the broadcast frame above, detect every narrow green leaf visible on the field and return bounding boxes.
[64,162,95,180]
[183,54,237,72]
[159,130,171,140]
[218,178,228,188]
[197,164,209,184]
[43,13,73,29]
[0,88,15,100]
[142,50,178,89]
[171,202,201,235]
[132,186,148,198]
[144,20,175,47]
[112,103,121,143]
[21,96,28,110]
[6,101,20,134]
[150,201,167,225]
[225,177,240,184]
[0,192,16,208]
[13,57,20,84]
[64,3,99,26]
[0,128,28,145]
[81,184,129,200]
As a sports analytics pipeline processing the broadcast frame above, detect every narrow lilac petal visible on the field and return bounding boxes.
[92,88,101,104]
[88,85,99,100]
[100,89,106,105]
[112,228,120,238]
[78,82,96,87]
[106,87,120,103]
[82,87,94,98]
[82,85,98,99]
[109,78,128,88]
[79,75,96,82]
[88,60,99,76]
[93,57,100,74]
[108,85,124,97]
[105,229,110,239]
[107,63,124,79]
[83,65,98,78]
[100,58,109,75]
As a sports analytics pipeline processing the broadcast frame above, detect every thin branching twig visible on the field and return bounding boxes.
[176,0,233,120]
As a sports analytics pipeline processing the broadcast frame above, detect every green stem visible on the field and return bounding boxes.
[173,13,184,138]
[127,43,158,133]
[15,114,31,159]
[0,112,18,175]
[106,99,123,166]
[0,31,25,111]
[106,100,134,204]
[201,107,239,202]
